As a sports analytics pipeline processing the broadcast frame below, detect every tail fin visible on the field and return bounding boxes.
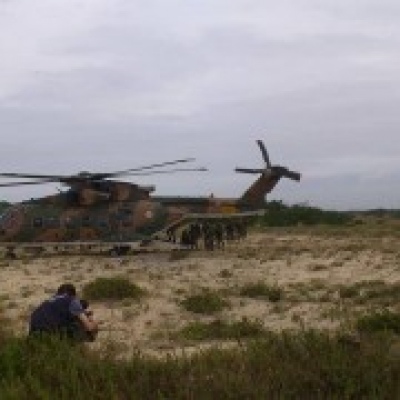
[240,173,281,207]
[236,140,301,208]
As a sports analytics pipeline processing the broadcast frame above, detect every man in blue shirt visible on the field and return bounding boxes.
[29,283,98,341]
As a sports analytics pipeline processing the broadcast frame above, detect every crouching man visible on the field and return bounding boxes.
[29,283,99,342]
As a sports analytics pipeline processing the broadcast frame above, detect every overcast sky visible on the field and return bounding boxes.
[0,0,399,210]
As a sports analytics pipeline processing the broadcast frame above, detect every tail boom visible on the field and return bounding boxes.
[240,174,281,208]
[239,166,301,208]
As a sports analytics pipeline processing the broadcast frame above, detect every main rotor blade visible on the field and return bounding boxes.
[0,159,196,182]
[104,158,196,178]
[256,140,271,168]
[0,172,68,180]
[235,168,264,174]
[0,179,58,187]
[121,167,207,176]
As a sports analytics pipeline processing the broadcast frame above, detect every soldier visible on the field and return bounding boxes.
[233,221,242,241]
[166,226,177,243]
[29,283,99,342]
[215,222,224,249]
[239,220,248,239]
[188,223,201,250]
[180,228,190,247]
[203,223,215,251]
[225,222,234,242]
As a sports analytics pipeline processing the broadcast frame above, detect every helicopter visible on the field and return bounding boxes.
[0,140,300,256]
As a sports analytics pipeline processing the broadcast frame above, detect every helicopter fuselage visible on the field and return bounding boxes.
[0,140,301,253]
[0,180,250,244]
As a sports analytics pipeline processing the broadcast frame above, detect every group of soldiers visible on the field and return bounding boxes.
[167,220,248,251]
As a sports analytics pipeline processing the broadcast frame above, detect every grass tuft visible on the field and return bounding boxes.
[339,285,360,299]
[240,282,283,302]
[0,330,399,398]
[82,277,145,301]
[180,291,229,314]
[177,318,267,341]
[356,310,400,335]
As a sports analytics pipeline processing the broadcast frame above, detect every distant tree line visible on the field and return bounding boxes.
[355,208,400,218]
[260,200,352,227]
[0,201,10,214]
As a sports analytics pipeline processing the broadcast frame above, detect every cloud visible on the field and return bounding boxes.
[0,1,399,209]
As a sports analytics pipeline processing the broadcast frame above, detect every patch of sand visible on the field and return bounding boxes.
[1,230,399,357]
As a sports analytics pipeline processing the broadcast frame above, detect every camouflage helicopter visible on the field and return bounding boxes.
[0,140,300,256]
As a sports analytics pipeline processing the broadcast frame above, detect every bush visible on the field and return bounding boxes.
[0,330,399,398]
[361,282,400,305]
[83,277,145,301]
[240,282,283,302]
[0,201,10,215]
[356,311,400,335]
[181,291,229,314]
[218,269,233,278]
[261,201,352,227]
[0,303,9,344]
[339,285,360,299]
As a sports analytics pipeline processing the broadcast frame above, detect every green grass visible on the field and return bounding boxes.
[82,277,146,301]
[338,281,400,307]
[218,269,233,278]
[339,285,360,299]
[361,282,400,305]
[177,318,267,341]
[260,201,352,227]
[0,331,399,399]
[240,282,283,302]
[0,303,10,345]
[356,310,400,335]
[180,291,229,314]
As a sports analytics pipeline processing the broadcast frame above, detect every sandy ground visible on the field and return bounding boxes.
[1,228,400,357]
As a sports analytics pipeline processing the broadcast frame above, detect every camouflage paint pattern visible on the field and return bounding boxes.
[0,166,296,244]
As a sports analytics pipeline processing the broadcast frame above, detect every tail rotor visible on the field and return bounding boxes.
[235,140,301,182]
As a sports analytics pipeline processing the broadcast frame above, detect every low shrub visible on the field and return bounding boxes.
[218,269,233,278]
[260,201,352,227]
[339,285,360,299]
[0,330,399,398]
[356,310,400,335]
[181,291,229,314]
[362,283,400,305]
[240,282,283,302]
[0,303,9,344]
[82,277,145,301]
